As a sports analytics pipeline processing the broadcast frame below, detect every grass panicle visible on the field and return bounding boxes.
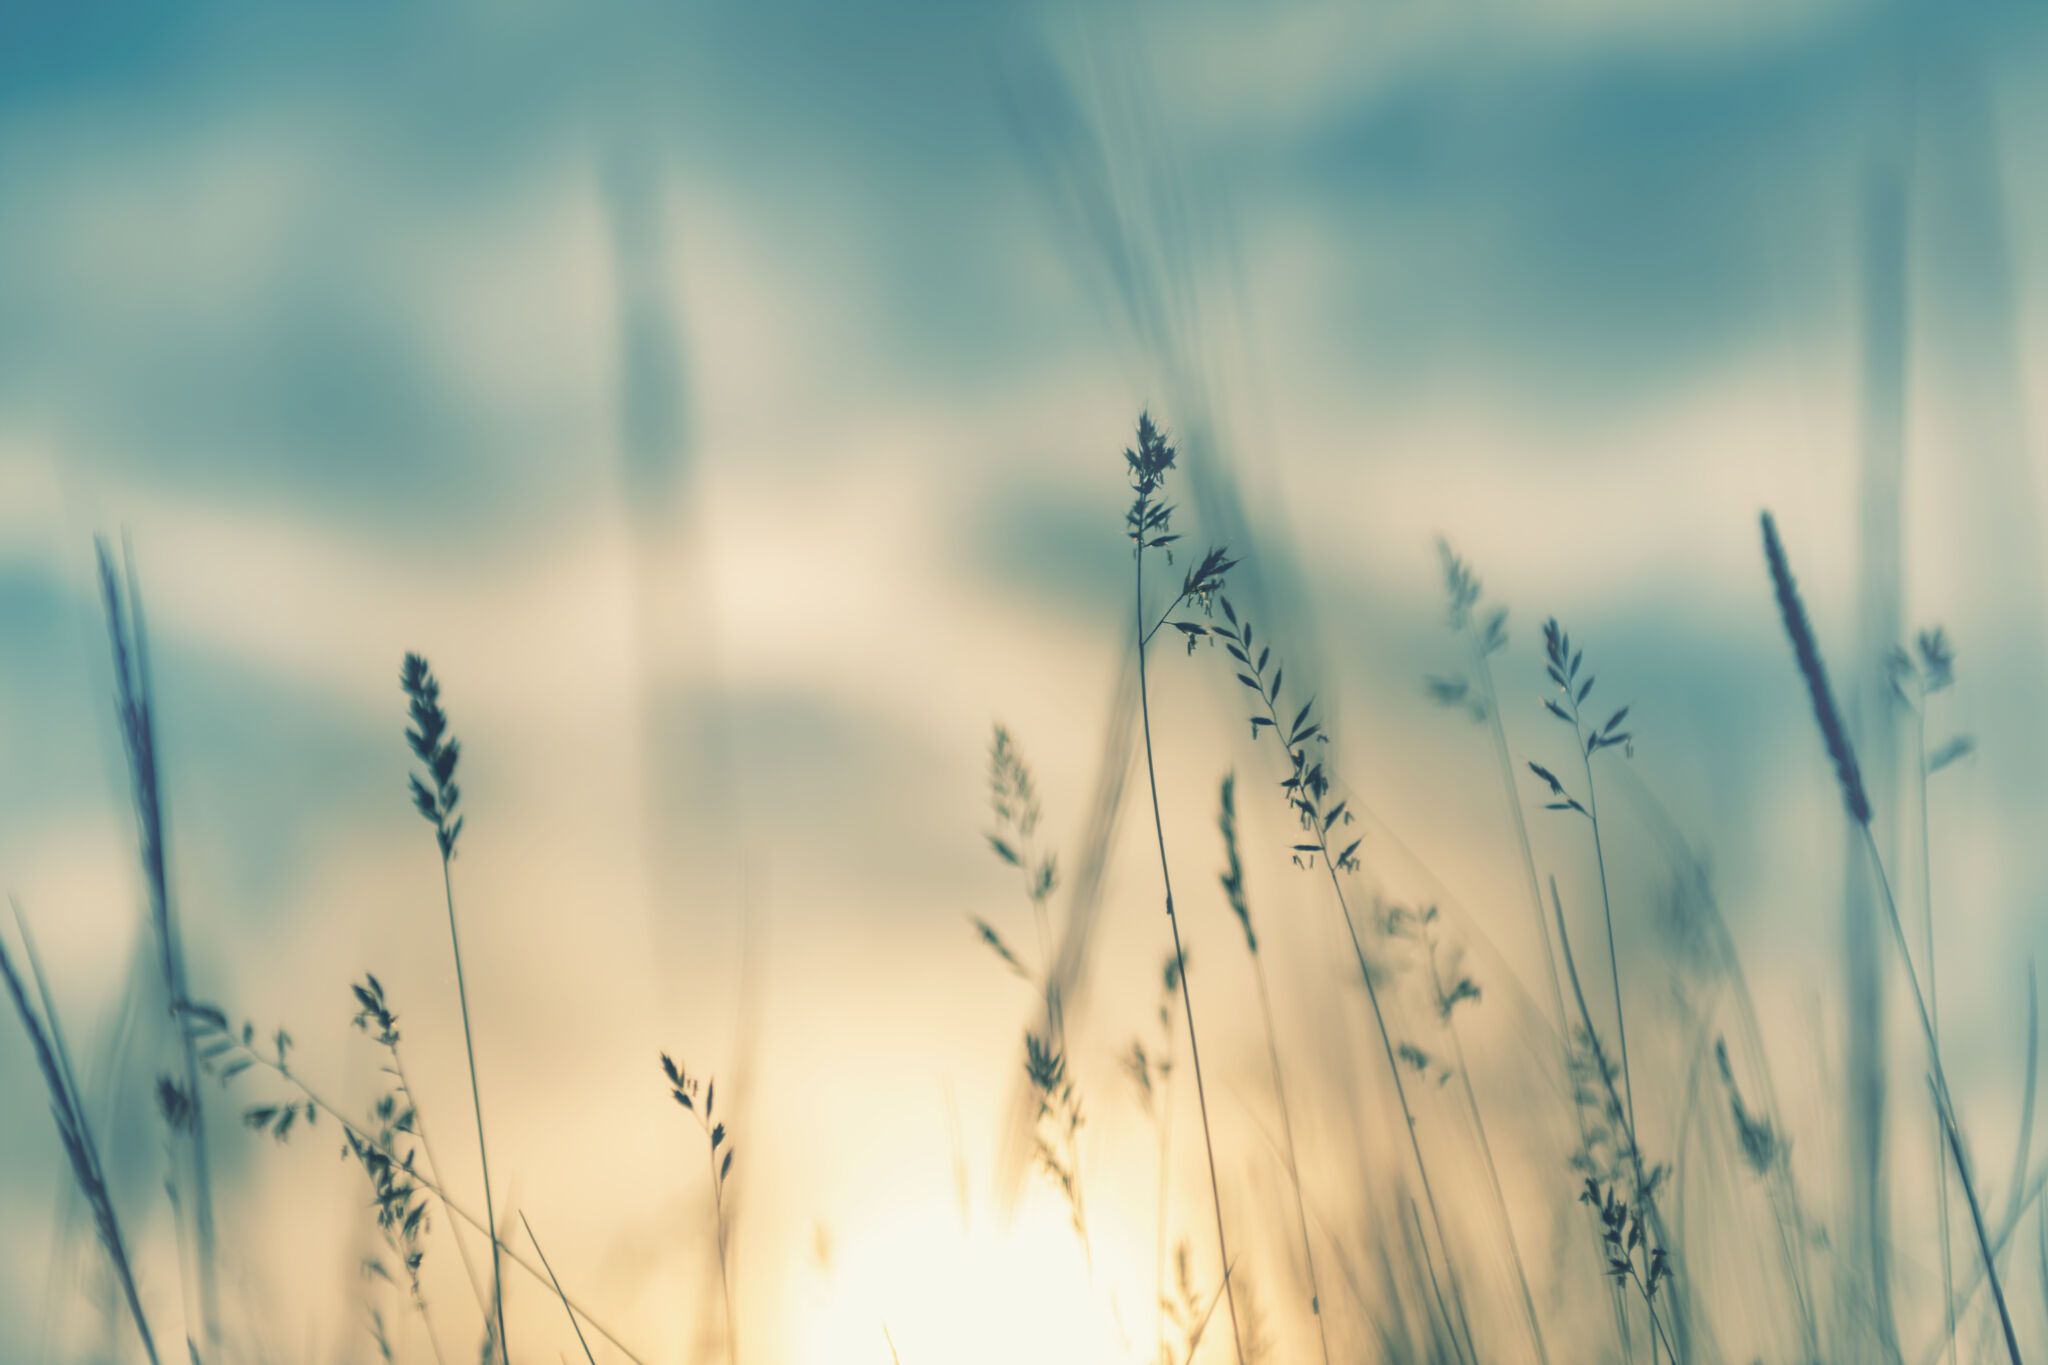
[1760,511,2021,1364]
[662,1054,739,1365]
[1759,512,1870,826]
[399,652,507,1362]
[1124,411,1246,1365]
[1209,594,1477,1361]
[178,996,649,1363]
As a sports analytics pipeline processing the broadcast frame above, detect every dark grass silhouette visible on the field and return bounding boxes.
[1762,509,2022,1365]
[97,537,221,1353]
[1207,595,1479,1361]
[2,904,159,1365]
[399,653,510,1364]
[1124,412,1246,1364]
[661,1055,738,1365]
[17,459,2048,1365]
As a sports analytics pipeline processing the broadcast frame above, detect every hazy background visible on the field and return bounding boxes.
[4,0,2048,1361]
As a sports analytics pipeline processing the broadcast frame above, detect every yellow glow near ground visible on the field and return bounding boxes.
[787,1190,1144,1365]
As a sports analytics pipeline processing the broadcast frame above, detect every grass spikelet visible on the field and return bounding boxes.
[399,652,506,1362]
[1209,596,1476,1361]
[1758,512,1870,826]
[1760,512,2022,1364]
[1123,410,1245,1364]
[662,1054,739,1365]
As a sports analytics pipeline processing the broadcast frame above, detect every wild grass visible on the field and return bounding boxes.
[1762,509,2021,1364]
[14,425,2048,1365]
[1892,626,1971,1365]
[96,536,220,1351]
[1124,412,1244,1363]
[660,1055,739,1365]
[1216,773,1331,1365]
[1206,595,1478,1361]
[2,903,159,1365]
[399,653,508,1363]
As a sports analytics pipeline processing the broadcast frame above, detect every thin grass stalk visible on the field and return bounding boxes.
[1422,928,1550,1365]
[390,1044,491,1317]
[400,655,508,1361]
[1761,511,2021,1364]
[187,1017,652,1365]
[1219,775,1332,1365]
[1578,746,1637,1153]
[708,1120,737,1365]
[1628,778,1819,1356]
[439,856,506,1360]
[1123,414,1244,1364]
[1214,604,1479,1361]
[1548,880,1677,1363]
[1136,548,1244,1364]
[2,909,159,1365]
[1405,1197,1461,1363]
[1435,552,1632,1357]
[1929,1073,2024,1365]
[522,1213,598,1365]
[1906,1165,2048,1365]
[1534,617,1641,1180]
[1316,855,1477,1361]
[1914,696,1958,1365]
[96,538,221,1349]
[661,1056,738,1365]
[1435,546,1572,1045]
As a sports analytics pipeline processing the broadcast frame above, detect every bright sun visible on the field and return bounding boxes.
[787,1187,1147,1365]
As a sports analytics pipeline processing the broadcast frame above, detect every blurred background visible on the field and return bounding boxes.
[4,0,2048,1361]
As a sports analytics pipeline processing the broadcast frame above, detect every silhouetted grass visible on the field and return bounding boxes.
[2,903,159,1365]
[399,652,508,1363]
[26,453,2048,1365]
[1208,595,1477,1362]
[1124,412,1245,1363]
[662,1055,738,1365]
[1762,509,2022,1365]
[96,537,220,1351]
[181,994,651,1363]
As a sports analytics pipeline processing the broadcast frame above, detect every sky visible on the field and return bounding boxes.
[3,0,2048,1361]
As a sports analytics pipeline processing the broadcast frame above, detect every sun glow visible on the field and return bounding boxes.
[787,1187,1143,1365]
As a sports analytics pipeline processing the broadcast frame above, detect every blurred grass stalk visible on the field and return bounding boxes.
[96,537,221,1353]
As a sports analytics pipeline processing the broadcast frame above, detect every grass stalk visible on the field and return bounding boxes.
[184,1008,651,1364]
[2,904,160,1365]
[1123,413,1245,1364]
[1917,704,1958,1365]
[662,1055,739,1365]
[400,653,508,1362]
[1210,597,1478,1361]
[1761,511,2021,1364]
[1420,917,1550,1365]
[1218,774,1333,1365]
[522,1213,598,1365]
[1432,545,1633,1356]
[96,538,221,1349]
[1548,880,1677,1363]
